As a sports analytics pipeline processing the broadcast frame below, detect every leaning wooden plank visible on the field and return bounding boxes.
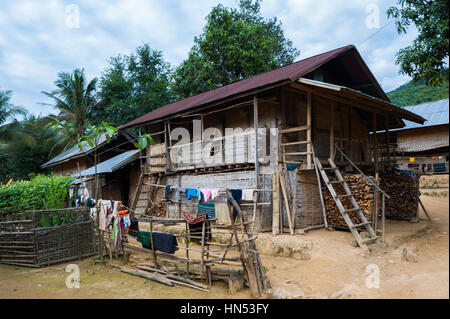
[166,278,210,292]
[137,265,209,290]
[418,197,432,222]
[226,193,260,298]
[111,264,174,286]
[279,170,294,235]
[272,171,280,235]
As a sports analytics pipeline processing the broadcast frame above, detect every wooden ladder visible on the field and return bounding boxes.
[314,157,379,248]
[280,125,312,169]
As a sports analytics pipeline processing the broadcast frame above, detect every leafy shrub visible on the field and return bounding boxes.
[0,174,74,218]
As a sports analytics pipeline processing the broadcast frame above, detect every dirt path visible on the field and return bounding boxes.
[262,195,449,299]
[0,196,447,299]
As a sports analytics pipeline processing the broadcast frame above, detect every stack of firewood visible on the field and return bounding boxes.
[143,201,166,218]
[380,169,419,220]
[322,174,374,229]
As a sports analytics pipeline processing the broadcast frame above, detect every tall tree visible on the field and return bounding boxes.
[172,0,299,98]
[388,0,449,85]
[93,44,174,126]
[0,115,62,182]
[42,69,102,149]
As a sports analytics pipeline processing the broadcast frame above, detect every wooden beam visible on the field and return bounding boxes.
[306,92,312,169]
[330,102,334,159]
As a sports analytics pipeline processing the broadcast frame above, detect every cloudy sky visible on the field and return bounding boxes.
[0,0,418,116]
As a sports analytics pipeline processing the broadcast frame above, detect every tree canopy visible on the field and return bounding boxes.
[92,44,174,126]
[387,0,449,85]
[0,115,62,183]
[172,0,299,98]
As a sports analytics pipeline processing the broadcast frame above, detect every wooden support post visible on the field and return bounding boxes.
[330,103,334,159]
[149,218,159,269]
[200,220,206,281]
[348,106,353,161]
[384,116,390,167]
[254,96,259,187]
[185,221,190,276]
[306,92,312,169]
[272,171,280,235]
[372,113,380,228]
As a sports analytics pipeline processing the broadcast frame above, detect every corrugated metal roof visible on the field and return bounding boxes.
[41,134,109,168]
[73,150,140,177]
[119,45,355,129]
[393,99,449,131]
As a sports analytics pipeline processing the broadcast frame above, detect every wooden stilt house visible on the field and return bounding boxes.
[119,45,424,243]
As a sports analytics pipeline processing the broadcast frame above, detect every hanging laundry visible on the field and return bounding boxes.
[198,203,215,219]
[113,201,120,213]
[176,187,186,201]
[83,184,89,199]
[137,231,178,254]
[242,189,255,201]
[86,198,95,208]
[165,185,173,203]
[215,203,232,225]
[183,211,206,224]
[228,189,242,217]
[90,207,97,220]
[128,217,140,237]
[99,200,112,231]
[186,188,201,201]
[200,189,212,202]
[210,189,220,201]
[183,212,211,243]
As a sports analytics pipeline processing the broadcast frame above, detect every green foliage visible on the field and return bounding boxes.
[387,0,449,85]
[0,174,74,218]
[172,0,299,98]
[134,133,155,150]
[387,75,449,107]
[42,68,102,150]
[92,45,174,126]
[77,122,118,152]
[0,115,63,183]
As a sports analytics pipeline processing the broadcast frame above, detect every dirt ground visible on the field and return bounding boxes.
[0,195,448,299]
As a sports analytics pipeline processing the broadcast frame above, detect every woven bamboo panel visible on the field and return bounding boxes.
[0,208,96,267]
[149,143,166,173]
[294,170,324,229]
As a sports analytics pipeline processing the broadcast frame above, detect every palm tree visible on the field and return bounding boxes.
[42,68,103,150]
[0,89,25,125]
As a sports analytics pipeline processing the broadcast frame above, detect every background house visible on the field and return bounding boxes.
[389,99,449,174]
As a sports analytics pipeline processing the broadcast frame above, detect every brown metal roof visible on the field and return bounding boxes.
[120,45,355,129]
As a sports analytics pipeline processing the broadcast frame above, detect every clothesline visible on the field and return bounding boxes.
[146,183,274,192]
